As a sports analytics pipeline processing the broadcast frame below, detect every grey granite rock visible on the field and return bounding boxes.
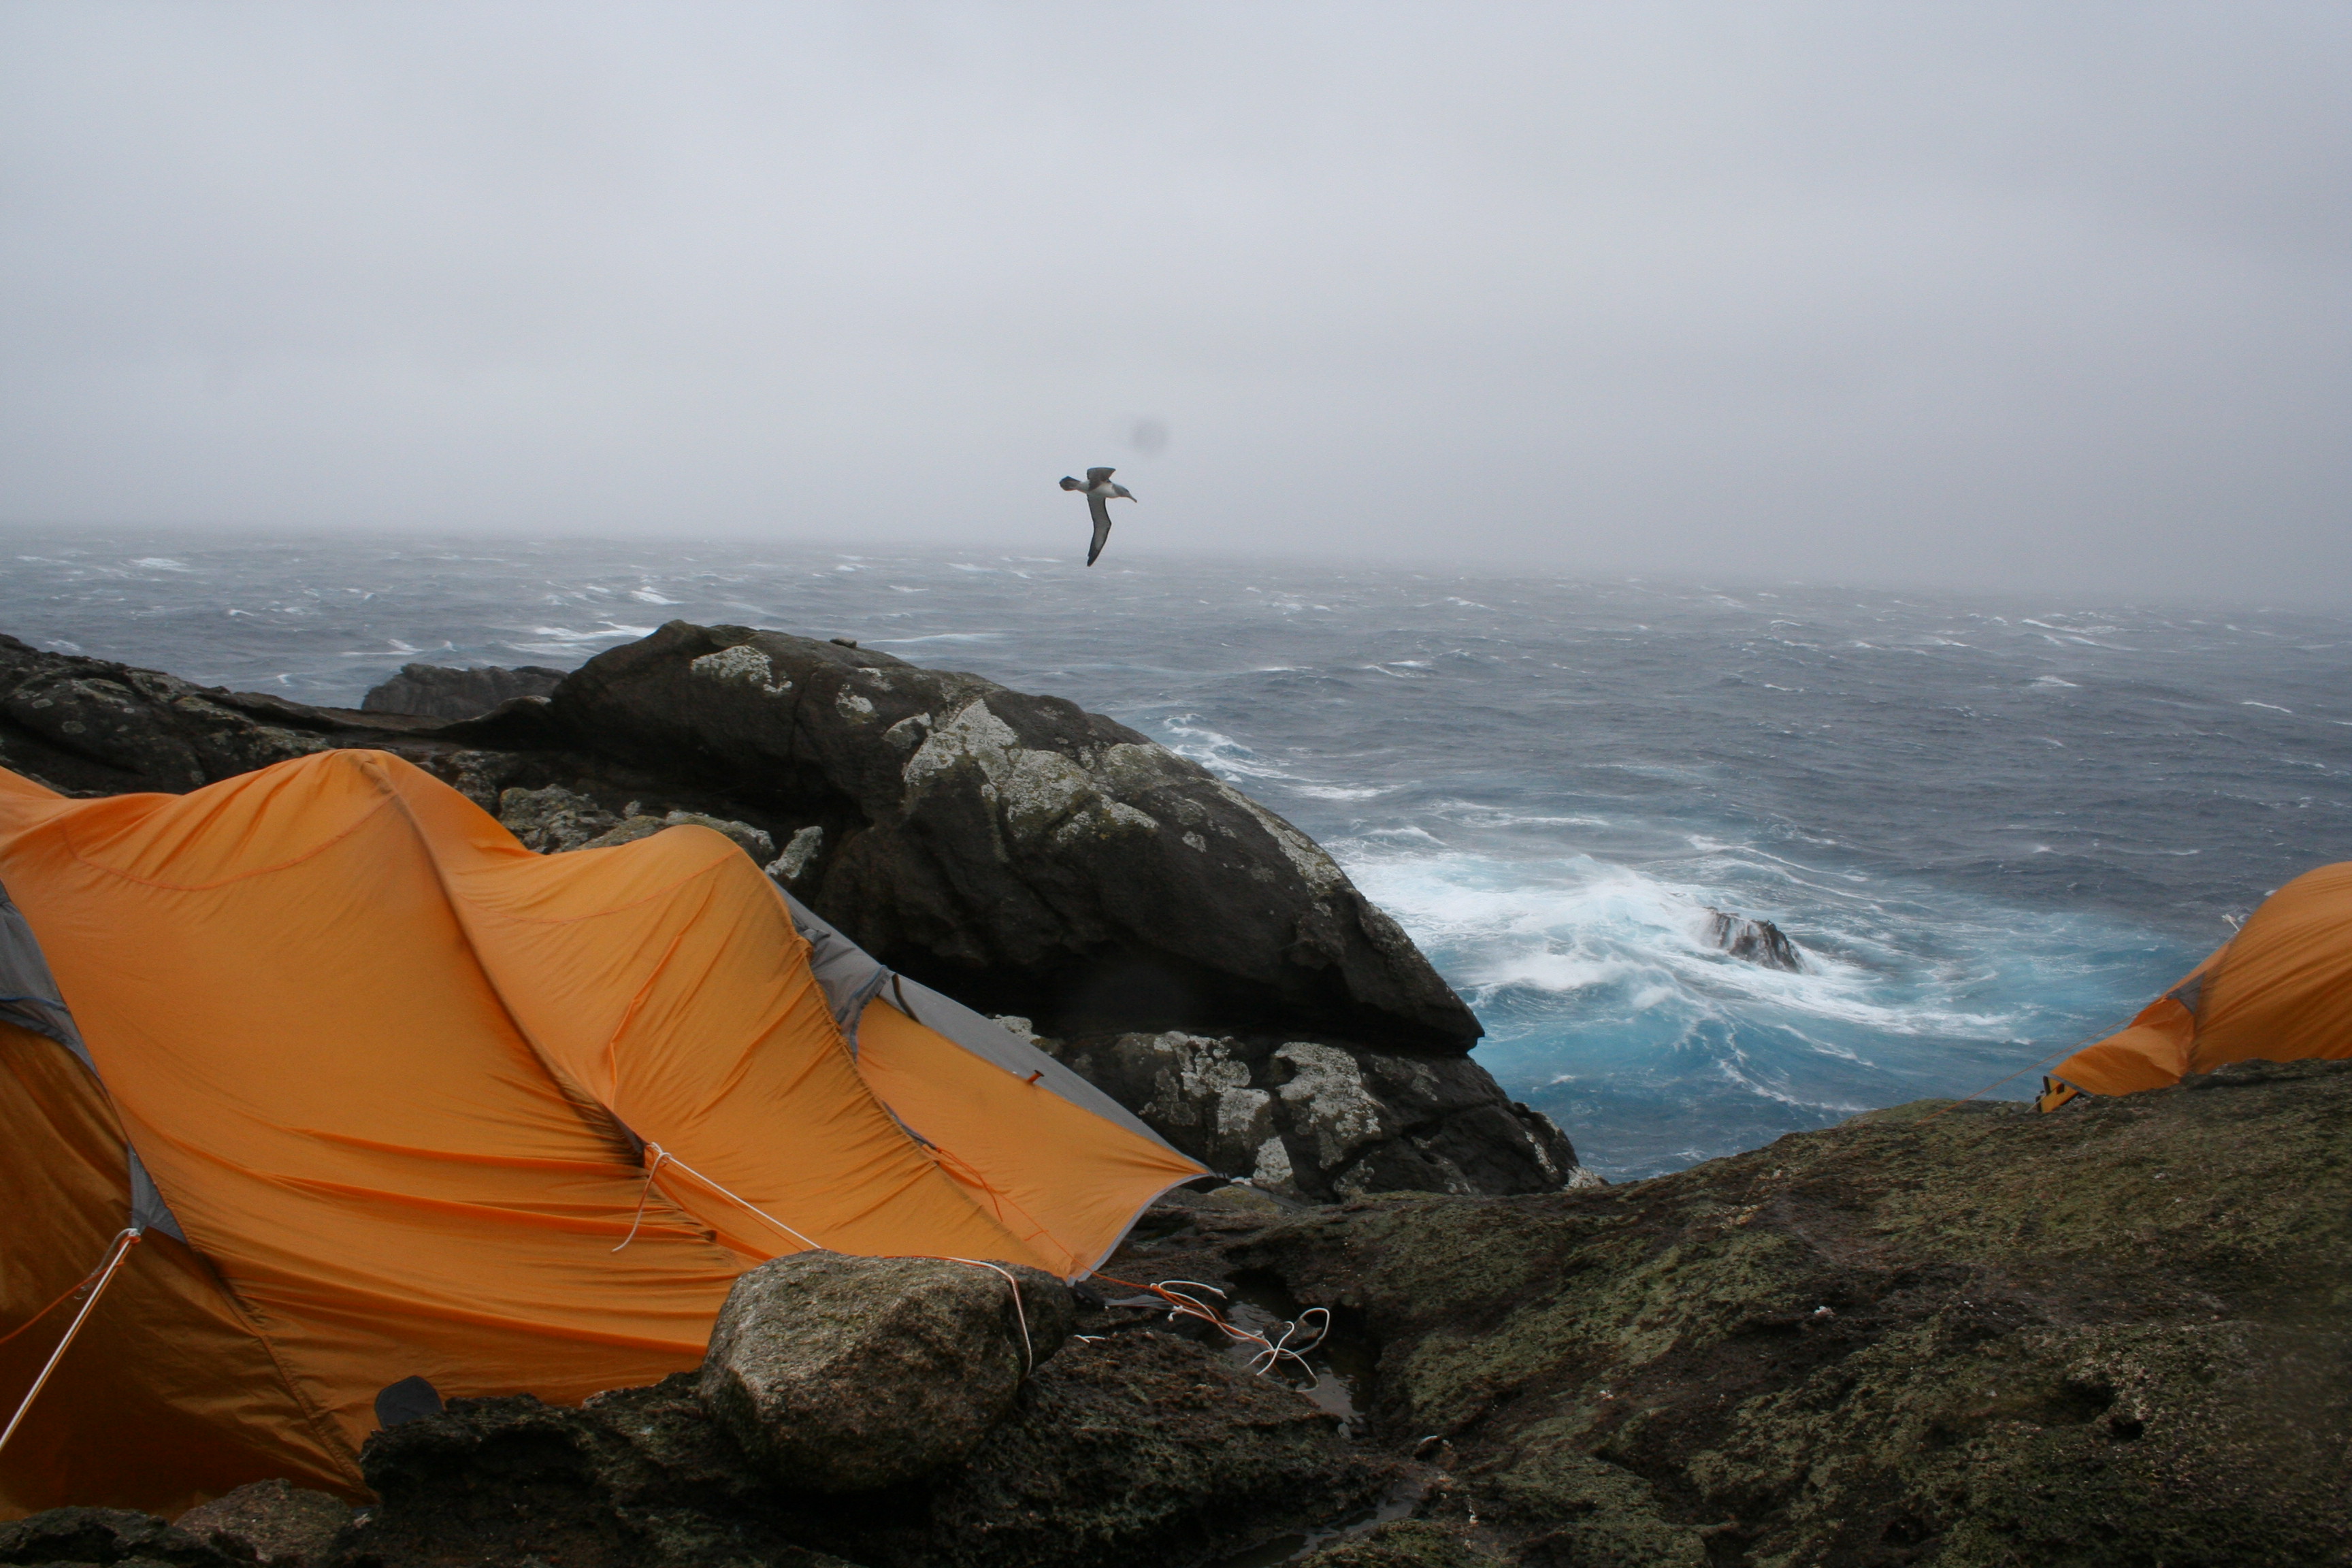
[542,622,1482,1049]
[495,783,621,852]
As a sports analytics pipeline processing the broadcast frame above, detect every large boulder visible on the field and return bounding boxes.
[359,662,564,721]
[529,621,1482,1049]
[697,1251,1076,1492]
[0,634,344,794]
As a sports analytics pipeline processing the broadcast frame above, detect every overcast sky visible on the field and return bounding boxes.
[1,3,2345,597]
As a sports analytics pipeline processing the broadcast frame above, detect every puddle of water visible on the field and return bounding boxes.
[1206,1477,1427,1568]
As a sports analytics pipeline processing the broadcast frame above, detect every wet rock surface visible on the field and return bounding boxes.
[700,1253,1075,1492]
[359,664,564,721]
[1708,907,1803,971]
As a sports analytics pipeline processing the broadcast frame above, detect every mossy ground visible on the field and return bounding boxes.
[1220,1059,2352,1567]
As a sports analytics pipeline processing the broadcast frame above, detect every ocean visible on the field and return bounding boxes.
[6,532,2349,1179]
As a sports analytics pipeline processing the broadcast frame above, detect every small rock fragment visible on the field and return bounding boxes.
[768,824,826,885]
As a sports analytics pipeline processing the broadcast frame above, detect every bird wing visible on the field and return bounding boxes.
[1086,467,1116,484]
[1086,494,1113,565]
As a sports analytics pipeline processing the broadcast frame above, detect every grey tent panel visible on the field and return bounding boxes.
[775,886,1177,1153]
[1,879,88,1068]
[790,900,895,1046]
[127,1147,185,1241]
[1,876,188,1243]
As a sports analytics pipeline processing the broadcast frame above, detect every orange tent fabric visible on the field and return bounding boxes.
[2040,860,2352,1109]
[0,750,1200,1516]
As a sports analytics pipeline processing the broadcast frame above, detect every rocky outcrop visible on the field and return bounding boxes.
[0,634,357,794]
[0,626,1544,1194]
[359,663,564,721]
[700,1253,1075,1492]
[1039,1030,1587,1200]
[1708,906,1803,970]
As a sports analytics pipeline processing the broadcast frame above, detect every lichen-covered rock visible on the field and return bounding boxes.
[697,1252,1075,1492]
[541,621,1480,1049]
[496,782,623,851]
[1043,1031,1580,1198]
[0,635,344,795]
[360,663,564,721]
[174,1480,351,1566]
[578,810,774,862]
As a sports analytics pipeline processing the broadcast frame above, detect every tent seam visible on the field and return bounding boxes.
[54,779,402,891]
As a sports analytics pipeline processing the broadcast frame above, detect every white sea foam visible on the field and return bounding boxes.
[868,632,1007,644]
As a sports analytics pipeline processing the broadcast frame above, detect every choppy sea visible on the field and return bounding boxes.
[5,532,2349,1179]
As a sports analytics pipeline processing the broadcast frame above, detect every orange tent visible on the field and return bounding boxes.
[0,749,1200,1517]
[2038,861,2352,1111]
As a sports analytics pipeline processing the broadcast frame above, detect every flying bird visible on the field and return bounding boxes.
[1059,467,1135,566]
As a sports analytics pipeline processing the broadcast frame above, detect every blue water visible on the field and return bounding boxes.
[7,532,2349,1178]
